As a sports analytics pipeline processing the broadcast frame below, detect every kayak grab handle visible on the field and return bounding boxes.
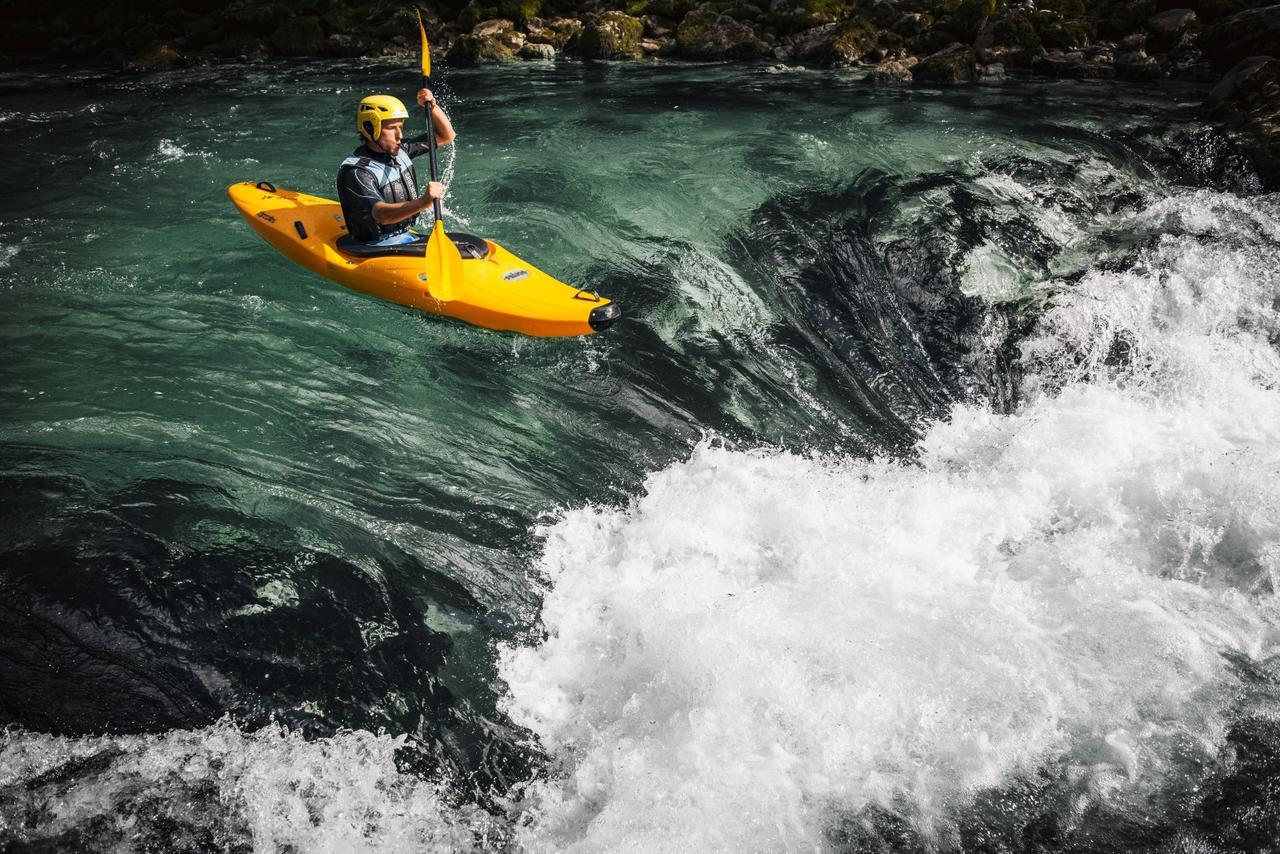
[573,289,601,302]
[255,181,278,192]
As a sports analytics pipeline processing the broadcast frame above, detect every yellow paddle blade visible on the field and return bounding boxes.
[417,9,431,79]
[424,218,462,303]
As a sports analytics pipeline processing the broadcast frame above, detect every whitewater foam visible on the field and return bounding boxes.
[497,191,1280,851]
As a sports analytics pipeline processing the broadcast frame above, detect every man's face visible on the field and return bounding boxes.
[377,119,405,154]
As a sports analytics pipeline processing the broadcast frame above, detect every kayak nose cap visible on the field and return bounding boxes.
[589,302,621,332]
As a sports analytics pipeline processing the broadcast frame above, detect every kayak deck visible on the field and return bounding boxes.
[227,181,619,337]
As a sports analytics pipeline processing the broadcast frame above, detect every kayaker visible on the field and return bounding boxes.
[337,88,456,246]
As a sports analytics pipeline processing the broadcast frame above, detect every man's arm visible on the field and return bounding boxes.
[415,88,456,146]
[372,181,445,225]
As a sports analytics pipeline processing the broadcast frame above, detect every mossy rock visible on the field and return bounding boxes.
[767,0,860,33]
[992,13,1038,49]
[676,2,769,58]
[457,1,500,31]
[892,12,933,36]
[576,10,644,58]
[526,16,584,47]
[498,0,543,25]
[636,0,700,17]
[1038,17,1093,49]
[913,42,978,80]
[125,42,183,71]
[877,29,904,54]
[446,31,517,63]
[803,16,877,64]
[933,0,1000,38]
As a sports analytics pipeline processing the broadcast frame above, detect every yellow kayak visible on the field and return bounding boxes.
[227,181,620,337]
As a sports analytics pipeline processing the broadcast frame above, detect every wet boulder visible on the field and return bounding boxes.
[1206,55,1280,185]
[981,12,1042,67]
[1031,47,1116,77]
[447,27,519,64]
[576,11,645,59]
[912,43,978,82]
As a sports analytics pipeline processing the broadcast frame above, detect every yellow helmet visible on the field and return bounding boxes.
[357,94,409,143]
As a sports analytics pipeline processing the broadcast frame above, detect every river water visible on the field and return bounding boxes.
[1,60,1278,852]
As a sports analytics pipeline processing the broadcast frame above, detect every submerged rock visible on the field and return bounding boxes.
[125,43,183,72]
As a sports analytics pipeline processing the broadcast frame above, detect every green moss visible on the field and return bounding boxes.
[577,10,643,58]
[498,0,542,24]
[991,13,1038,49]
[634,0,699,18]
[934,0,999,38]
[1038,18,1092,49]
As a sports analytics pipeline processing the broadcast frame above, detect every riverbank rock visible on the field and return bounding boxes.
[1031,48,1116,77]
[912,44,978,82]
[270,16,325,56]
[576,11,644,59]
[676,3,770,60]
[801,16,877,65]
[871,55,917,81]
[447,25,519,64]
[1206,55,1280,184]
[1201,5,1280,71]
[325,33,374,57]
[518,41,556,58]
[525,17,583,49]
[125,43,183,72]
[1116,48,1160,78]
[1146,7,1198,51]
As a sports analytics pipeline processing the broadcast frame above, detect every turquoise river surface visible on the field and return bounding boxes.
[1,60,1279,851]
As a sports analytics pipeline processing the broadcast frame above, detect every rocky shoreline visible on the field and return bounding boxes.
[3,0,1277,185]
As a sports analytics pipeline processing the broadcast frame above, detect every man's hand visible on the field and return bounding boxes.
[426,181,444,202]
[416,88,435,110]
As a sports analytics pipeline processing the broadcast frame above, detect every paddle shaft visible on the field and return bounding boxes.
[422,74,445,223]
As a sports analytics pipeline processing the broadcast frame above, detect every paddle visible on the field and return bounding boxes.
[417,9,462,303]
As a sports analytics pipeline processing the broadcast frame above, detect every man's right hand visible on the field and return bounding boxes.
[425,181,445,203]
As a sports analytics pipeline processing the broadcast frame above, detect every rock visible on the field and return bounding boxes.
[1031,48,1116,77]
[676,3,769,60]
[1120,32,1147,51]
[767,0,857,34]
[446,32,517,64]
[1116,48,1160,77]
[912,43,978,82]
[325,33,372,57]
[270,16,324,56]
[526,17,583,49]
[518,41,556,59]
[124,43,182,72]
[1201,5,1280,71]
[983,12,1041,66]
[871,56,917,81]
[1147,8,1198,37]
[798,16,876,66]
[1146,7,1198,51]
[639,38,663,53]
[1205,55,1280,185]
[472,18,514,37]
[980,61,1006,79]
[645,15,674,37]
[892,12,934,37]
[576,11,644,59]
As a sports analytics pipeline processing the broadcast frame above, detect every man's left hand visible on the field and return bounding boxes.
[416,88,435,110]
